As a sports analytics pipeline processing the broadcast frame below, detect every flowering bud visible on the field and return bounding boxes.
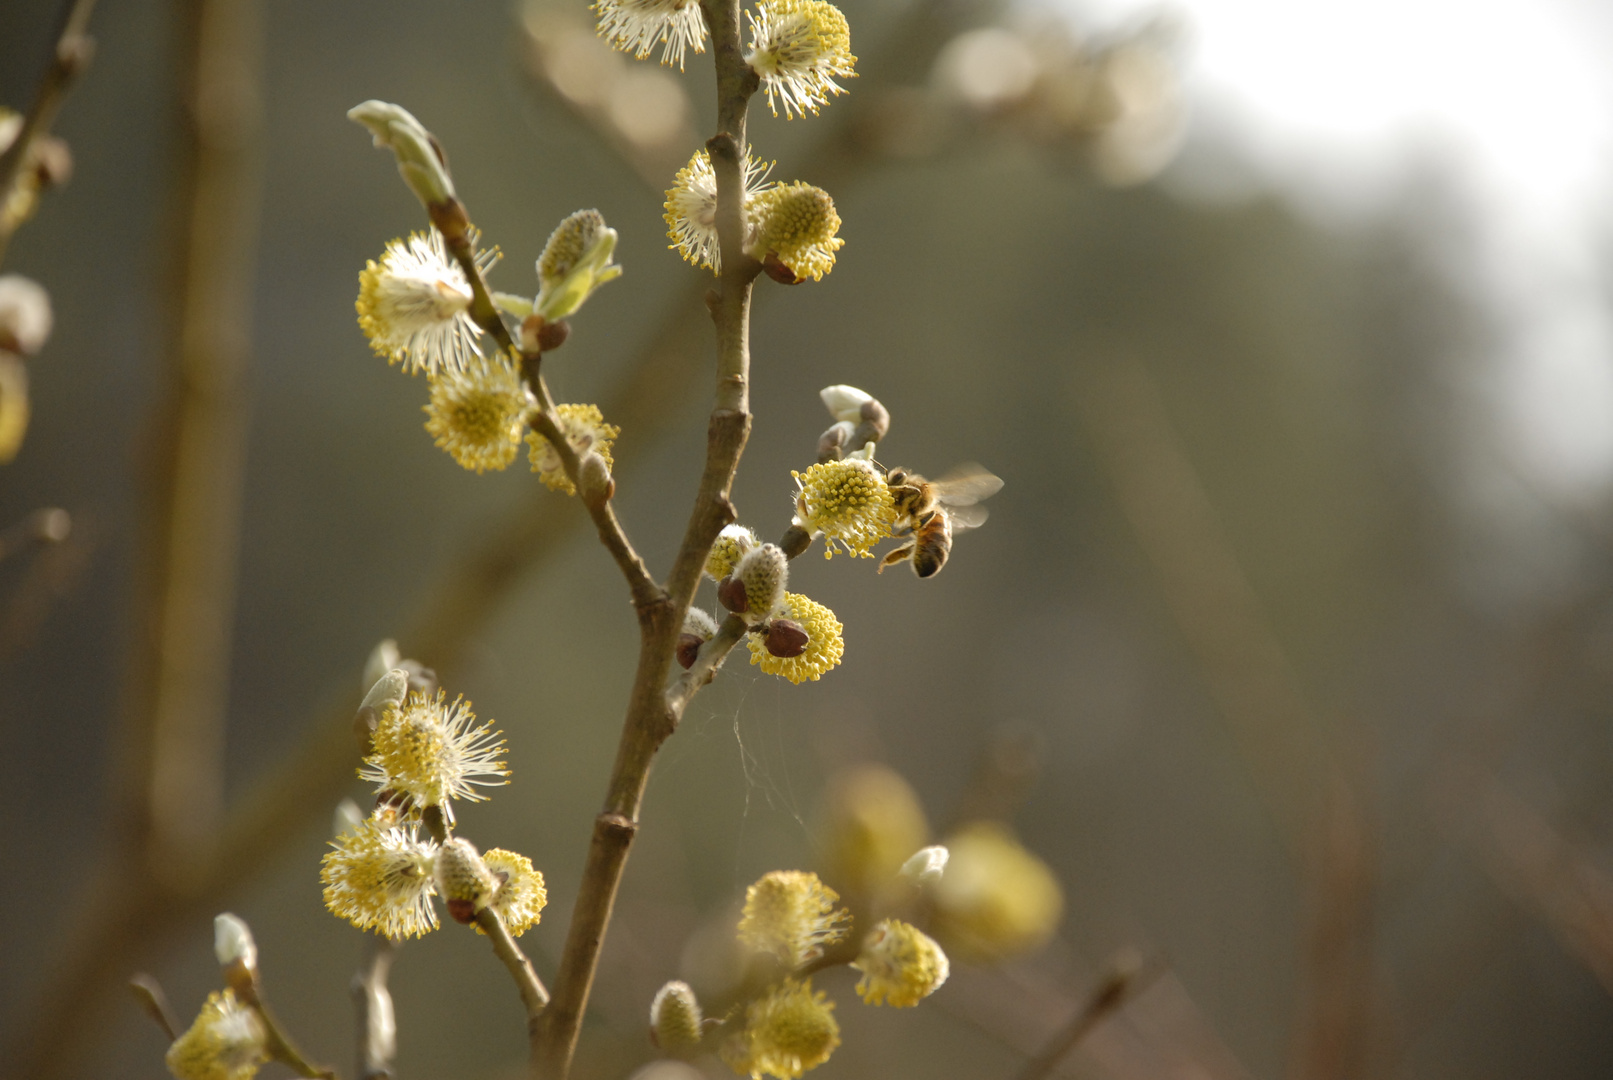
[706,524,758,581]
[763,618,809,658]
[899,844,949,885]
[852,919,949,1006]
[347,100,457,207]
[213,913,257,974]
[734,543,788,621]
[649,980,704,1059]
[435,838,497,925]
[0,275,52,355]
[578,450,615,505]
[535,209,623,321]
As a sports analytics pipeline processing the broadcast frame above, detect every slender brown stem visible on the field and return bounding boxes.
[475,907,552,1027]
[1011,956,1159,1080]
[0,0,97,265]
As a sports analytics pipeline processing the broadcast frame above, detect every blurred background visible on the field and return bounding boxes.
[4,0,1613,1077]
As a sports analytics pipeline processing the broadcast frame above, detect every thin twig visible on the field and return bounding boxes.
[0,0,97,264]
[350,936,396,1080]
[1011,956,1161,1080]
[475,907,552,1025]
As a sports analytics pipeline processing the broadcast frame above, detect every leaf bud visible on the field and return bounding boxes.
[362,640,401,695]
[850,395,890,448]
[763,618,809,658]
[819,385,874,424]
[899,844,949,885]
[649,980,704,1059]
[354,667,410,755]
[435,837,497,925]
[734,543,788,622]
[213,913,257,975]
[347,100,457,207]
[0,275,53,355]
[535,209,623,322]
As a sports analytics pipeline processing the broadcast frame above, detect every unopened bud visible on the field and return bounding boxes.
[718,575,749,615]
[817,420,854,462]
[333,798,364,838]
[819,385,874,424]
[348,100,457,207]
[578,449,614,505]
[213,913,257,974]
[763,618,810,658]
[31,136,72,189]
[362,640,402,695]
[734,543,788,621]
[435,838,497,925]
[900,845,949,885]
[0,275,53,355]
[678,608,719,669]
[649,980,704,1059]
[521,314,571,353]
[535,209,623,321]
[851,396,890,448]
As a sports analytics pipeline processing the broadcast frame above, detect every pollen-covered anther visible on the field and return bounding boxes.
[738,869,850,967]
[746,183,843,283]
[435,837,497,925]
[594,0,709,69]
[852,919,950,1007]
[747,593,843,684]
[479,848,548,936]
[650,980,704,1058]
[664,147,774,273]
[321,816,440,939]
[722,978,841,1080]
[359,688,509,809]
[707,523,759,581]
[745,0,857,119]
[528,403,621,496]
[165,989,269,1080]
[791,458,895,559]
[423,353,530,474]
[355,229,495,376]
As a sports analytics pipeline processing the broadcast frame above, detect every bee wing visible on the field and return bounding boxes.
[931,463,1003,506]
[948,504,989,531]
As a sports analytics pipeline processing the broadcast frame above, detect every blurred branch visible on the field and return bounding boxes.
[1012,954,1160,1080]
[0,0,96,265]
[351,937,396,1080]
[1073,354,1328,853]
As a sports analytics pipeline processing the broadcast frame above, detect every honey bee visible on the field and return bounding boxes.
[879,463,1002,578]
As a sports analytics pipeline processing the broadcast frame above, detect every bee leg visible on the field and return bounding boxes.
[878,542,913,574]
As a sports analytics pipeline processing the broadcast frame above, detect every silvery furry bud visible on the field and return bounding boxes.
[851,396,890,448]
[435,837,497,925]
[347,100,456,207]
[678,608,719,669]
[819,385,874,424]
[0,275,52,355]
[900,845,949,886]
[355,667,410,754]
[734,543,788,621]
[213,913,257,973]
[649,980,704,1059]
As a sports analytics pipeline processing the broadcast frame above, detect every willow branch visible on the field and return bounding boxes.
[475,907,552,1027]
[1011,956,1160,1080]
[0,0,96,264]
[350,937,396,1080]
